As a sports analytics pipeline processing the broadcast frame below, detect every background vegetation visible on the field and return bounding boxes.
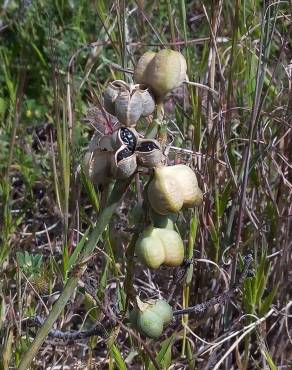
[0,0,291,369]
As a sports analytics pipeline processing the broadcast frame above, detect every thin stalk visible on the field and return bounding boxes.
[18,178,132,370]
[181,216,198,357]
[166,0,176,48]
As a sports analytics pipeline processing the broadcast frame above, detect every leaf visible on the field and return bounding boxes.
[16,252,25,267]
[110,344,127,370]
[67,227,90,272]
[147,335,174,370]
[262,351,278,370]
[259,285,278,317]
[81,170,100,213]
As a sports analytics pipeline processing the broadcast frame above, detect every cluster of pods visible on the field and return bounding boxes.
[83,49,203,339]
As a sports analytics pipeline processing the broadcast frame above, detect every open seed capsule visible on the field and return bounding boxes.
[136,139,163,168]
[110,127,139,151]
[110,145,137,179]
[139,87,155,117]
[103,80,127,115]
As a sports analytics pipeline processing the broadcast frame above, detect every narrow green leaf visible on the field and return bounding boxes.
[110,344,127,370]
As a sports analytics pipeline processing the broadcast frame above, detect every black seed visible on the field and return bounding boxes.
[117,147,133,162]
[136,141,159,152]
[120,128,137,151]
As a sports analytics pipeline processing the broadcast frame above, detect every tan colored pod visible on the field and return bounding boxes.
[134,49,187,99]
[153,228,184,267]
[147,165,203,214]
[172,164,203,207]
[147,50,187,97]
[110,145,137,179]
[115,89,143,126]
[83,149,112,185]
[139,87,155,117]
[134,51,156,86]
[147,166,184,215]
[136,139,163,168]
[98,134,114,151]
[103,81,124,115]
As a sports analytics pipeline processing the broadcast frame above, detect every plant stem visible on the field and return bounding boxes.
[18,178,132,370]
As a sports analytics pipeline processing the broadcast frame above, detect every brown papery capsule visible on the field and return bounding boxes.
[83,149,113,185]
[103,80,126,115]
[139,86,155,117]
[110,145,137,179]
[115,89,143,127]
[136,139,163,168]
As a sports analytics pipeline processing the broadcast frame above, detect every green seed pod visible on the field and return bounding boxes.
[155,228,184,267]
[134,51,156,86]
[137,309,164,339]
[135,227,165,269]
[129,298,173,339]
[151,299,173,325]
[174,164,203,207]
[135,226,184,269]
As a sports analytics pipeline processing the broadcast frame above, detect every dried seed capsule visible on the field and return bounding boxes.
[110,145,137,179]
[115,89,143,126]
[98,134,114,151]
[139,87,155,117]
[83,149,113,185]
[136,139,163,168]
[103,80,126,115]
